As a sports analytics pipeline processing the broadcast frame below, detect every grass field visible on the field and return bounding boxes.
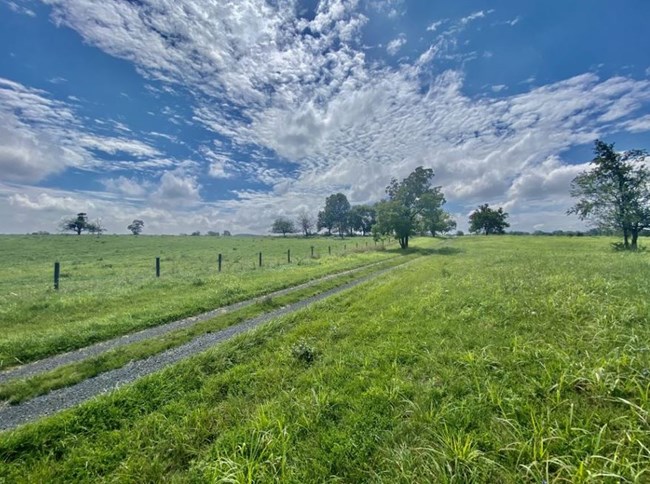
[1,235,649,482]
[0,234,400,369]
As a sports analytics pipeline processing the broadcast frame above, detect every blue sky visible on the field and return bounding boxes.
[1,0,649,234]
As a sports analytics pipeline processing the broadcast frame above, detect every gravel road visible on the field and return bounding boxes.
[0,257,397,385]
[0,257,417,431]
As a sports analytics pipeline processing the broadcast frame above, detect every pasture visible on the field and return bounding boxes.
[0,234,398,369]
[2,235,650,482]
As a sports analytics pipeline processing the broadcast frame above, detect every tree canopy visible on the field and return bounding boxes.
[568,140,650,250]
[468,204,510,235]
[374,167,446,248]
[318,193,350,236]
[271,217,297,236]
[127,219,144,235]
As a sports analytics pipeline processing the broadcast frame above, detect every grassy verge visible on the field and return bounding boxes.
[0,237,418,370]
[0,252,423,405]
[1,236,648,482]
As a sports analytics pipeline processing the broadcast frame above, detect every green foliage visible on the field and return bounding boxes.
[271,217,297,236]
[569,140,650,250]
[2,237,650,482]
[60,212,90,235]
[347,205,376,236]
[127,219,144,235]
[468,203,510,235]
[290,339,316,364]
[317,193,350,236]
[374,166,446,248]
[423,207,456,236]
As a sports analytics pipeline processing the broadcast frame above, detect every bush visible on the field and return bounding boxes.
[291,340,317,364]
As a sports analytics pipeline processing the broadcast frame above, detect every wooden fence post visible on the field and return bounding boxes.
[156,257,160,277]
[259,252,262,267]
[54,262,60,290]
[218,253,222,272]
[287,249,291,263]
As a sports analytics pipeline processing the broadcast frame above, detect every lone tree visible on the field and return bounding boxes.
[127,219,144,235]
[272,217,297,236]
[296,210,314,237]
[318,193,350,237]
[374,166,445,249]
[568,140,649,250]
[468,204,510,235]
[60,212,90,235]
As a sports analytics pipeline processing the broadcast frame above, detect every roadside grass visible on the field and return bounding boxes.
[1,236,649,482]
[0,253,422,404]
[0,235,405,369]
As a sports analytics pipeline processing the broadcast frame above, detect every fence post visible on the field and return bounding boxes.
[218,253,222,272]
[344,244,346,251]
[156,257,160,277]
[259,252,262,267]
[311,246,314,257]
[288,249,291,263]
[356,242,358,248]
[328,246,331,255]
[54,262,60,290]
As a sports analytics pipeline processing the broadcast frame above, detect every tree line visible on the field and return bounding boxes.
[272,166,510,248]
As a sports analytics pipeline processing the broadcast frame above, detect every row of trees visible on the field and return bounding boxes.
[272,167,510,248]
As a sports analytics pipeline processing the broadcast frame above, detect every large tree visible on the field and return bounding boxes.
[468,204,510,235]
[271,217,297,236]
[348,205,376,236]
[127,219,144,235]
[568,140,650,250]
[318,193,350,237]
[374,167,445,249]
[60,212,90,235]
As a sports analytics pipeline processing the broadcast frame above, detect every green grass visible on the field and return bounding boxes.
[1,236,650,482]
[0,252,423,405]
[0,234,402,369]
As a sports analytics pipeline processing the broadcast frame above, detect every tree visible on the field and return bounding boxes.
[374,167,445,249]
[60,212,89,235]
[423,207,456,236]
[296,210,314,237]
[348,205,376,236]
[222,230,232,236]
[468,204,510,235]
[568,140,650,250]
[86,219,105,235]
[127,219,144,235]
[318,193,350,237]
[271,217,297,236]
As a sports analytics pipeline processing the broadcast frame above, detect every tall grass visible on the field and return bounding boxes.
[1,236,649,482]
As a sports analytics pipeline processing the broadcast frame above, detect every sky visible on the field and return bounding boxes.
[1,0,650,235]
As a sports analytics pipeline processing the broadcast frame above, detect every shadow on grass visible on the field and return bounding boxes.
[385,246,463,257]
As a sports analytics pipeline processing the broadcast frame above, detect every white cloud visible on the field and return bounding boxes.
[386,34,407,55]
[0,1,648,234]
[426,20,445,32]
[102,176,150,198]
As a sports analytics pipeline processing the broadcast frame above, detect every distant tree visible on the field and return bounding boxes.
[296,210,314,237]
[568,140,650,250]
[127,219,144,235]
[424,207,457,236]
[374,167,445,249]
[222,230,232,236]
[468,204,510,235]
[318,193,350,237]
[272,217,297,236]
[455,230,464,236]
[348,205,376,236]
[60,212,90,235]
[207,230,220,236]
[86,219,105,235]
[191,231,201,236]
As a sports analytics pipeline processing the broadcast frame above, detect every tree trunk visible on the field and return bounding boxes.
[631,229,639,250]
[623,228,630,249]
[398,236,408,249]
